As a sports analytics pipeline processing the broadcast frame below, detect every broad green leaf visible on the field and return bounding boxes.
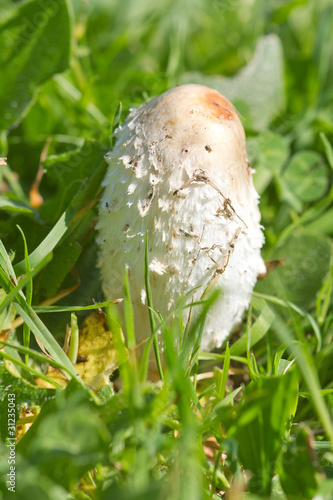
[279,151,329,212]
[253,291,322,351]
[279,424,323,499]
[306,207,333,235]
[0,0,71,130]
[39,140,108,224]
[0,198,33,215]
[226,371,299,496]
[0,360,54,442]
[247,132,290,194]
[276,358,294,375]
[14,141,107,276]
[207,387,242,423]
[256,232,331,310]
[271,0,309,23]
[17,380,111,490]
[314,479,333,500]
[0,448,69,500]
[33,236,81,302]
[100,479,163,500]
[181,34,286,131]
[272,314,333,445]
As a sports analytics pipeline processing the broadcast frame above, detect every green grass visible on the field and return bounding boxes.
[1,0,333,499]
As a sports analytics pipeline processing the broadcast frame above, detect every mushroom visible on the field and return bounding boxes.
[97,84,265,361]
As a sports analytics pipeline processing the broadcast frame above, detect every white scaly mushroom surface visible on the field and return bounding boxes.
[97,84,265,352]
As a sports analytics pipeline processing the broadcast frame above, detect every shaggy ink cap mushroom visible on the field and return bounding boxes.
[97,84,265,354]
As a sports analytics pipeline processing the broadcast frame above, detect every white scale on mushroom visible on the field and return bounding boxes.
[97,84,265,357]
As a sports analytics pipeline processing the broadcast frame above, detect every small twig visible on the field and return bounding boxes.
[35,336,54,360]
[200,227,241,300]
[174,169,247,227]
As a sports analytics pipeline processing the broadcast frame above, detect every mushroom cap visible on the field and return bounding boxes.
[97,84,265,352]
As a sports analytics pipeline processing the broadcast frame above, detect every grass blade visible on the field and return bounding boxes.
[144,232,163,380]
[229,302,275,356]
[17,226,33,364]
[215,342,230,399]
[34,299,121,313]
[0,350,62,389]
[0,253,52,315]
[273,312,333,446]
[253,291,322,351]
[68,313,79,365]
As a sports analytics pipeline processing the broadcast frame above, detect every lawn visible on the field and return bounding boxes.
[0,0,333,499]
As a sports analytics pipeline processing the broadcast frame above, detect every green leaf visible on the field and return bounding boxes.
[0,251,53,315]
[0,197,33,215]
[123,266,136,350]
[17,226,33,364]
[67,313,79,365]
[0,447,69,500]
[208,387,242,422]
[0,238,18,284]
[229,303,275,357]
[256,232,331,310]
[306,207,333,235]
[316,255,333,325]
[33,299,118,313]
[214,342,230,399]
[320,132,333,170]
[33,236,81,302]
[227,371,299,496]
[17,380,111,490]
[279,424,323,499]
[0,340,77,373]
[0,360,54,442]
[0,349,62,388]
[0,265,81,381]
[247,132,290,194]
[13,297,80,381]
[314,479,333,500]
[143,231,163,381]
[182,34,286,131]
[279,151,329,212]
[0,289,15,330]
[0,0,72,130]
[13,141,107,276]
[39,140,108,224]
[271,0,309,23]
[272,314,333,445]
[254,291,322,351]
